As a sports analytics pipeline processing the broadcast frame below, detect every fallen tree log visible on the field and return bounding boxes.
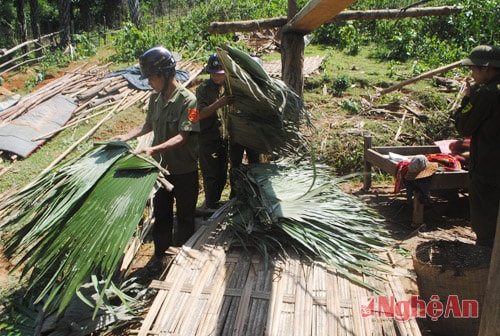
[208,6,462,34]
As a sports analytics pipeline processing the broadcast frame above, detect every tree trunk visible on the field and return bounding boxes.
[127,0,142,28]
[58,0,71,48]
[16,0,28,54]
[28,0,41,39]
[281,0,304,96]
[157,0,165,16]
[103,0,124,28]
[281,33,304,96]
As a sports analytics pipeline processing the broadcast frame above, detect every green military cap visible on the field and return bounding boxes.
[462,45,500,68]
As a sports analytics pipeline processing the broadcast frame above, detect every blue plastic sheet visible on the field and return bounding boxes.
[0,95,76,157]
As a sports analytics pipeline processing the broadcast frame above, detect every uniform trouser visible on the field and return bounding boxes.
[229,142,260,168]
[469,174,500,248]
[229,142,260,197]
[152,171,199,258]
[199,137,228,208]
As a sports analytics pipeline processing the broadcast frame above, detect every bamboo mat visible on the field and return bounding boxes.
[262,56,324,78]
[134,206,421,336]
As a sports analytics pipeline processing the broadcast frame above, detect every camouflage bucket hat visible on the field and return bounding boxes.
[462,45,500,68]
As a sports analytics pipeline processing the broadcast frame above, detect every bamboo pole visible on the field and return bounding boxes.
[0,31,60,59]
[0,46,45,70]
[0,56,46,76]
[380,60,462,95]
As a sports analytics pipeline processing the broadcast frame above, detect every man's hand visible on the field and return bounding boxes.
[219,94,236,107]
[111,134,129,142]
[135,147,155,156]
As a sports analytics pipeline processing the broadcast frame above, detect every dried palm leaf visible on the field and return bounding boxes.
[216,45,313,158]
[228,160,392,291]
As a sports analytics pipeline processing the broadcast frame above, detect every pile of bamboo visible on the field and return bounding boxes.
[0,60,203,150]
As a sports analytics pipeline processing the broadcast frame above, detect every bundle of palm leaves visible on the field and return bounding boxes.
[0,141,159,316]
[227,160,392,290]
[216,45,313,158]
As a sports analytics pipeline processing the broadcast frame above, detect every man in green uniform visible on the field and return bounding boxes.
[195,54,234,210]
[454,44,500,247]
[114,46,200,261]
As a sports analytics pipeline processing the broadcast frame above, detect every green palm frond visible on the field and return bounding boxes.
[216,45,313,158]
[228,160,392,291]
[0,142,159,316]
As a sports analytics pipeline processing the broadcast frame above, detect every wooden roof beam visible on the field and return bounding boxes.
[282,0,357,35]
[208,6,463,35]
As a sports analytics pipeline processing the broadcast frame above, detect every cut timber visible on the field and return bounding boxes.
[282,0,357,34]
[209,17,287,34]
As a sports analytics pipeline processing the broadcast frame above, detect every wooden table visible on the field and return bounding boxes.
[363,136,469,224]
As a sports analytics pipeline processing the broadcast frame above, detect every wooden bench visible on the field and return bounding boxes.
[363,135,469,225]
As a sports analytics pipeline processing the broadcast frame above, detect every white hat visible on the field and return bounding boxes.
[405,155,438,180]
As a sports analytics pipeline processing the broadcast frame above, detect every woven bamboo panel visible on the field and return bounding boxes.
[135,208,421,336]
[262,56,324,78]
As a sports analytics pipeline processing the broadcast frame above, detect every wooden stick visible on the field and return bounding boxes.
[0,31,60,59]
[380,60,462,95]
[0,46,45,70]
[0,55,46,76]
[394,109,407,141]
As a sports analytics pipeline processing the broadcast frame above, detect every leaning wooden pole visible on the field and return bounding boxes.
[379,60,462,95]
[478,209,500,335]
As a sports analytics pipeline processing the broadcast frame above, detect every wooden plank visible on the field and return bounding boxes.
[370,145,441,156]
[478,208,500,335]
[283,0,358,34]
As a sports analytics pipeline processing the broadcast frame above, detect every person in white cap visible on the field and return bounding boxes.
[453,44,500,247]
